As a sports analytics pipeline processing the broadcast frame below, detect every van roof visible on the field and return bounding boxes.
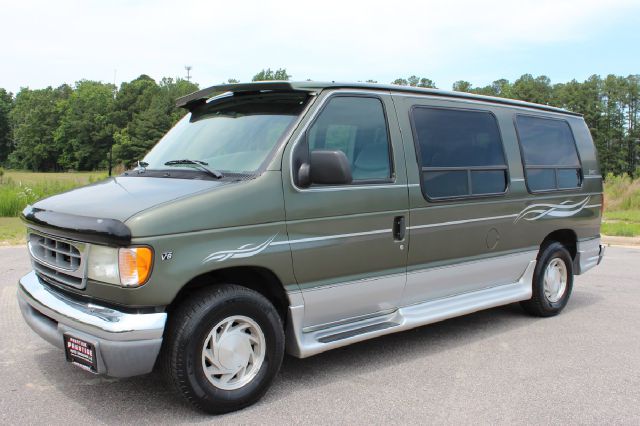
[176,81,581,117]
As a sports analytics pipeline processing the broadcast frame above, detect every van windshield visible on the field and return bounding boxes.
[142,93,309,176]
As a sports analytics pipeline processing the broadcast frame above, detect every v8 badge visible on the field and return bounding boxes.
[161,251,173,261]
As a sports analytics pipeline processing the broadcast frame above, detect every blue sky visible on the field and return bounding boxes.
[455,11,640,86]
[1,0,639,94]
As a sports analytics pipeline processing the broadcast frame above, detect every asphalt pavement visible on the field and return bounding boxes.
[1,245,638,425]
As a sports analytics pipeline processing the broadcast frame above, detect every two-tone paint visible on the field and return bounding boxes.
[19,82,604,365]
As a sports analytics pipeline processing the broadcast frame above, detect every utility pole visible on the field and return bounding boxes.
[185,66,192,81]
[109,68,117,177]
[108,146,113,177]
[633,138,640,178]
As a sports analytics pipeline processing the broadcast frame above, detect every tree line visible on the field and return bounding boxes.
[0,69,638,176]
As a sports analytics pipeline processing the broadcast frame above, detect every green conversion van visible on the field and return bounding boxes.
[17,81,605,413]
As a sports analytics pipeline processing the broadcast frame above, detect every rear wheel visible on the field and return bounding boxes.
[163,284,284,414]
[520,241,574,317]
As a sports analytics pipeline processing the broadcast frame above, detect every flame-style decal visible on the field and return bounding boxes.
[514,197,590,223]
[202,234,278,263]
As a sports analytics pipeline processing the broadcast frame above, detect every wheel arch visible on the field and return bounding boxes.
[539,229,577,260]
[166,265,291,322]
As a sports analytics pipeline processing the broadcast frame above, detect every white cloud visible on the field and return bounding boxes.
[0,0,638,92]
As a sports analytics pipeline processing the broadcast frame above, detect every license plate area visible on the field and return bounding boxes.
[64,334,98,373]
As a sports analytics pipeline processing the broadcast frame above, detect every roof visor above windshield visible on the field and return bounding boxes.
[141,92,310,178]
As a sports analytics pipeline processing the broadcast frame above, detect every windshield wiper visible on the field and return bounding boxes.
[164,159,223,179]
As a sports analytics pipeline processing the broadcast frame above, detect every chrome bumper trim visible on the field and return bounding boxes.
[18,270,166,341]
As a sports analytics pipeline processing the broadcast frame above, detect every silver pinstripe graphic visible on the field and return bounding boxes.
[272,229,390,246]
[202,234,278,263]
[408,214,518,230]
[203,197,599,261]
[513,196,591,223]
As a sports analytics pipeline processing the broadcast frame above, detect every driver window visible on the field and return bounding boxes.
[307,96,392,182]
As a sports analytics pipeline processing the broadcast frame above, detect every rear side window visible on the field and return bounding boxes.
[411,107,508,199]
[515,115,582,192]
[307,96,392,182]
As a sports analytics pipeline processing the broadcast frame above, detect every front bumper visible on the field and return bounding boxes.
[17,271,167,377]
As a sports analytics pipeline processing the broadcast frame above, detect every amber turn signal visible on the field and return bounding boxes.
[118,247,153,287]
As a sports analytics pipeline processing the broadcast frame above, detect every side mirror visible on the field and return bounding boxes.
[297,162,311,188]
[297,150,353,187]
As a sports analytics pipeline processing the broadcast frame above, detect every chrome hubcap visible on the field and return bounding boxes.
[543,258,568,303]
[201,315,266,390]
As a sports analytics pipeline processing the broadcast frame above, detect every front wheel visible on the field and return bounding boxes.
[520,241,574,317]
[163,284,285,414]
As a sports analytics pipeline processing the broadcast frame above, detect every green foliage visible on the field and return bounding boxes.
[511,74,552,104]
[111,76,197,167]
[391,76,437,88]
[0,89,13,164]
[9,85,72,171]
[54,80,116,170]
[0,70,638,178]
[0,171,106,217]
[604,173,640,211]
[602,173,640,236]
[0,73,197,171]
[452,81,473,92]
[601,222,640,237]
[605,210,640,222]
[252,68,290,81]
[0,178,77,216]
[0,217,25,245]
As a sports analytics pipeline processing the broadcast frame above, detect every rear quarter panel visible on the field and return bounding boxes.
[392,94,602,275]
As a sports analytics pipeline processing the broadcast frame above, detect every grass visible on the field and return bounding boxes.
[0,170,107,244]
[0,170,107,217]
[601,222,640,237]
[0,217,26,245]
[604,210,640,223]
[3,170,107,186]
[603,173,640,211]
[602,173,640,237]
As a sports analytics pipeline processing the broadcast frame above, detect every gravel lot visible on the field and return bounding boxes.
[1,245,638,425]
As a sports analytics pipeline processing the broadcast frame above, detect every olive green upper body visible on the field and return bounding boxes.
[23,82,602,318]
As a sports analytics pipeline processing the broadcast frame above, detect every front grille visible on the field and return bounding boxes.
[28,231,87,289]
[29,234,81,270]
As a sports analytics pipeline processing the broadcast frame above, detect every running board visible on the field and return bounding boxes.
[286,260,535,358]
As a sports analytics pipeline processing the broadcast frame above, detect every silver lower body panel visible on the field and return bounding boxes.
[286,259,536,358]
[574,237,605,275]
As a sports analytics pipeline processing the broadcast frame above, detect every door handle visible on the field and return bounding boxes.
[393,216,406,241]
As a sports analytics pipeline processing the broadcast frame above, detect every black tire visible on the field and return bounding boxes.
[520,241,574,317]
[162,284,285,414]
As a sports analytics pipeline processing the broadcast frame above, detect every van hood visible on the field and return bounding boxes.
[22,176,232,245]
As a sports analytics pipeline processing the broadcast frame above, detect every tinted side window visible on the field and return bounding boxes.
[411,107,508,199]
[516,115,582,192]
[308,97,391,182]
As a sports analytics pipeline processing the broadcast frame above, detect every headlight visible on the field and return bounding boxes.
[87,245,120,285]
[87,245,153,287]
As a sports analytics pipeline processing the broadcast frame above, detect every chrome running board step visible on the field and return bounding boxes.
[286,260,536,358]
